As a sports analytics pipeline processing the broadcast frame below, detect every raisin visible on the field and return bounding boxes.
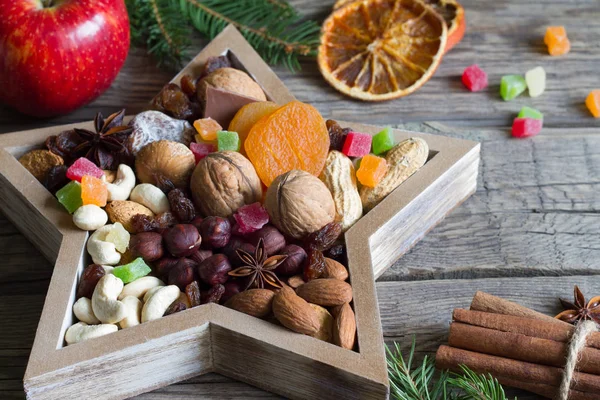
[199,55,232,79]
[131,214,157,233]
[165,301,187,316]
[305,222,342,251]
[43,165,69,195]
[326,120,348,151]
[56,129,83,157]
[77,264,105,299]
[325,244,347,266]
[202,284,225,304]
[155,211,178,229]
[152,83,201,121]
[185,280,202,307]
[45,136,67,158]
[303,249,326,281]
[168,189,196,222]
[180,74,197,100]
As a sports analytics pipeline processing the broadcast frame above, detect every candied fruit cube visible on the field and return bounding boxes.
[105,222,130,253]
[113,257,151,283]
[462,64,488,92]
[233,202,269,234]
[518,106,543,120]
[193,118,222,142]
[81,175,107,207]
[342,132,372,158]
[512,118,543,138]
[372,127,395,155]
[586,90,600,118]
[356,154,388,188]
[525,66,546,98]
[217,130,240,152]
[190,142,216,163]
[66,157,104,182]
[500,75,527,101]
[544,26,570,56]
[56,181,82,213]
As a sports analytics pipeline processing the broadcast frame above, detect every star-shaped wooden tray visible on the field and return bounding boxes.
[0,26,479,400]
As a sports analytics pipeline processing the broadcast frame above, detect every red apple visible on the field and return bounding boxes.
[0,0,130,117]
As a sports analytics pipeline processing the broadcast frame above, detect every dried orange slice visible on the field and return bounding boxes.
[319,0,447,101]
[334,0,465,52]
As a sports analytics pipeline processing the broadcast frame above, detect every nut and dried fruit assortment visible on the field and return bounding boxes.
[18,55,429,349]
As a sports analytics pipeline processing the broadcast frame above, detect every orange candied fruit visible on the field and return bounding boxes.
[193,118,222,142]
[544,26,570,56]
[356,154,388,188]
[586,90,600,118]
[81,175,107,207]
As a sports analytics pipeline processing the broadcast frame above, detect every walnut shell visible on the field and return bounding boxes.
[135,140,195,191]
[190,151,262,218]
[197,68,267,107]
[265,170,335,240]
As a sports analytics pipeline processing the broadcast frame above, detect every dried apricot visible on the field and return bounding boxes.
[229,101,280,155]
[244,101,330,186]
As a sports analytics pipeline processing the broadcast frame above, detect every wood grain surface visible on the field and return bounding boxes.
[1,0,600,399]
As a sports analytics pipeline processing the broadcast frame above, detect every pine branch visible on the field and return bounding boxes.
[387,339,515,400]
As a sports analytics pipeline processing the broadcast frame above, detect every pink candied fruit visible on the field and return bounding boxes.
[341,132,372,158]
[512,118,543,138]
[190,142,216,164]
[66,157,104,182]
[462,64,488,92]
[233,202,269,234]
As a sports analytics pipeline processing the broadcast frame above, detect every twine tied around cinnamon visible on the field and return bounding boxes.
[557,320,599,400]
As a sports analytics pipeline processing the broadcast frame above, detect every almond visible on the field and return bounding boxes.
[322,257,348,281]
[296,279,352,307]
[273,286,319,335]
[309,304,333,342]
[225,289,274,318]
[333,303,356,349]
[105,200,154,233]
[287,274,306,289]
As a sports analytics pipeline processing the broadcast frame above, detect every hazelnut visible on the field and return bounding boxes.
[221,280,243,304]
[136,140,195,191]
[274,245,306,276]
[222,237,255,267]
[246,225,285,256]
[154,256,179,278]
[190,151,262,217]
[196,68,267,107]
[189,249,213,265]
[190,216,204,231]
[197,254,231,286]
[168,258,198,290]
[129,232,164,262]
[200,216,231,249]
[265,170,335,240]
[163,224,202,257]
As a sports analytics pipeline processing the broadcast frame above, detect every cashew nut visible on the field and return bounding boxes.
[73,205,108,231]
[130,184,170,214]
[73,297,100,324]
[142,285,180,322]
[119,296,142,328]
[92,274,127,324]
[102,265,114,275]
[87,225,122,265]
[119,276,165,300]
[65,322,118,345]
[106,164,136,201]
[143,286,163,303]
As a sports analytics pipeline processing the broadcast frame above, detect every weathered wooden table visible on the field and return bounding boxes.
[1,1,599,398]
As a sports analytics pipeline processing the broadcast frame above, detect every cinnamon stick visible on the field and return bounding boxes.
[470,291,563,325]
[435,345,600,396]
[448,322,600,375]
[453,308,600,350]
[498,377,600,400]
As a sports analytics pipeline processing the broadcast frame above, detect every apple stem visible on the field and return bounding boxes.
[42,0,54,7]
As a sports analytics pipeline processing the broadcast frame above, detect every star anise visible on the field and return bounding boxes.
[555,285,600,325]
[228,239,287,290]
[70,109,134,170]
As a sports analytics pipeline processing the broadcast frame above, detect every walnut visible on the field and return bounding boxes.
[265,170,335,240]
[197,68,267,107]
[190,151,262,218]
[135,140,195,192]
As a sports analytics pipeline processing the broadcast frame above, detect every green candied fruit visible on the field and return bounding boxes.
[56,181,82,214]
[217,130,240,152]
[113,257,151,284]
[372,127,395,155]
[518,106,543,120]
[500,75,527,101]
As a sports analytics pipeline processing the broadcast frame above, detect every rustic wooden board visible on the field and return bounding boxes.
[2,0,600,398]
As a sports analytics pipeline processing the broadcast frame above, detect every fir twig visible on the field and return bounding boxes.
[387,339,515,400]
